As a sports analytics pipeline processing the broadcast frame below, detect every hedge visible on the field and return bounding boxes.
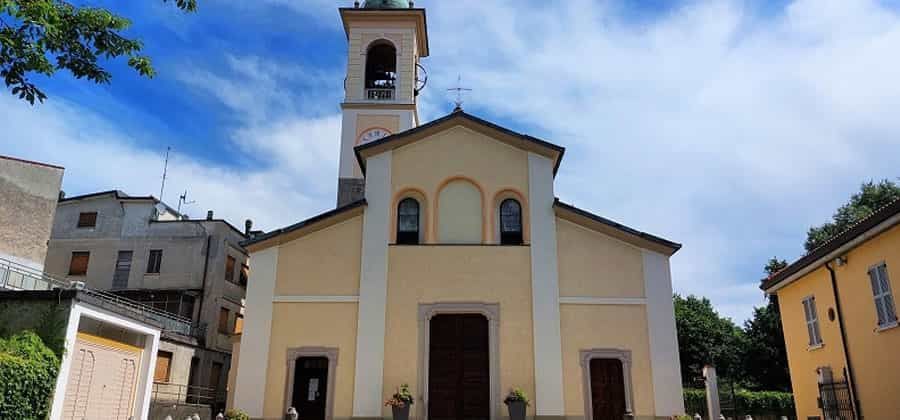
[684,388,795,416]
[0,331,60,420]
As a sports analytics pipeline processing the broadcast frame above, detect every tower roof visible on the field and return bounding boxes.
[363,0,411,9]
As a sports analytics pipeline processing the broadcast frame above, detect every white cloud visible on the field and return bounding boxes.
[3,0,900,323]
[414,0,900,321]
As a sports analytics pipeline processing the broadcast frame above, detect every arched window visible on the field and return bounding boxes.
[365,42,397,100]
[500,199,523,245]
[397,198,420,245]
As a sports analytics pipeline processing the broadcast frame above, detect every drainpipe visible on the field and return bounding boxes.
[196,233,212,344]
[825,260,862,418]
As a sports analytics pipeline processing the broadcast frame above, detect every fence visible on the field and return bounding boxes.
[151,382,227,415]
[818,379,855,420]
[684,385,796,420]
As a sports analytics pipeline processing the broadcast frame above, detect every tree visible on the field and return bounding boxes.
[805,180,900,252]
[674,294,747,387]
[742,256,791,392]
[1,0,196,104]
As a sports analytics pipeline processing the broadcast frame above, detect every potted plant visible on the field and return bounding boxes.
[384,384,414,420]
[503,387,530,420]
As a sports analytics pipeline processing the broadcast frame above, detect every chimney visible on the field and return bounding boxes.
[58,190,66,200]
[206,210,214,221]
[245,219,253,236]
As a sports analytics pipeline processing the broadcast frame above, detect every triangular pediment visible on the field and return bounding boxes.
[354,111,565,176]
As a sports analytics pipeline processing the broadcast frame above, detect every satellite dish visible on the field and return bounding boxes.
[154,203,167,219]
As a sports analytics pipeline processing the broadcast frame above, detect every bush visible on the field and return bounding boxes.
[0,331,61,420]
[683,388,794,416]
[225,409,250,420]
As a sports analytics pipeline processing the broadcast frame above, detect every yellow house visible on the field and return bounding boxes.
[231,2,685,419]
[762,198,900,420]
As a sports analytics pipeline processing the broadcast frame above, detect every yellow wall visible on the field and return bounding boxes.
[437,179,483,243]
[776,268,846,419]
[776,223,900,419]
[384,245,535,418]
[390,125,530,244]
[557,219,645,298]
[356,114,400,141]
[274,217,362,296]
[263,303,359,418]
[560,305,656,417]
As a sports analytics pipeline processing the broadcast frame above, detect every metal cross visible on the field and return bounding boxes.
[447,75,472,111]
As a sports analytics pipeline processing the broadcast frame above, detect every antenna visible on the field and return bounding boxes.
[159,147,171,201]
[447,75,472,112]
[176,190,196,216]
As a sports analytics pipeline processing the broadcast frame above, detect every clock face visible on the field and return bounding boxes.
[357,128,391,145]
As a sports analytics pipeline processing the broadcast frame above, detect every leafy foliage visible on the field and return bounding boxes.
[384,383,414,408]
[741,294,791,391]
[225,409,250,420]
[0,299,70,357]
[0,331,60,420]
[805,179,900,252]
[674,294,747,386]
[0,0,196,104]
[683,388,795,417]
[503,387,530,406]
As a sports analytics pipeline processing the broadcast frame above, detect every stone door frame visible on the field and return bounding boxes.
[417,302,500,420]
[580,348,635,420]
[283,347,339,420]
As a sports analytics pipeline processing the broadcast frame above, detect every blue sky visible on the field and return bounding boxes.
[3,0,900,322]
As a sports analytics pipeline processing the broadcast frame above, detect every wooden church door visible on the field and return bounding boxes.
[428,314,490,420]
[292,357,329,420]
[589,358,627,420]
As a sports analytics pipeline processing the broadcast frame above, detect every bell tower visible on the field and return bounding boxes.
[337,0,429,206]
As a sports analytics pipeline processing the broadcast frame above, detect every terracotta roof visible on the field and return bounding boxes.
[761,197,900,291]
[0,154,64,170]
[554,199,682,255]
[354,110,565,176]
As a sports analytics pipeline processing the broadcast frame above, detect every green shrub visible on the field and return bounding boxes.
[683,388,795,416]
[0,331,61,420]
[225,409,250,420]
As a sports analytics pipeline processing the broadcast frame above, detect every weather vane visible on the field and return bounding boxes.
[447,75,472,112]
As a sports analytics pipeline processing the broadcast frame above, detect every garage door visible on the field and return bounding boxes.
[62,333,143,420]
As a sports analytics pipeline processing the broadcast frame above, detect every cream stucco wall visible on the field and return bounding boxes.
[390,125,530,244]
[560,304,656,417]
[384,245,535,418]
[264,303,359,419]
[274,217,362,297]
[437,180,483,243]
[557,218,645,298]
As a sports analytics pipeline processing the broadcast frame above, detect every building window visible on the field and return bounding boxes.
[68,252,90,276]
[802,296,823,347]
[154,350,173,382]
[225,255,236,283]
[218,307,230,334]
[499,199,523,245]
[365,41,397,100]
[77,212,98,228]
[210,362,223,392]
[239,264,249,287]
[112,250,133,289]
[146,249,163,274]
[397,198,420,245]
[869,263,898,328]
[234,313,244,334]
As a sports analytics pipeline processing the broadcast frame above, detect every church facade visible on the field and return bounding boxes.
[232,2,684,419]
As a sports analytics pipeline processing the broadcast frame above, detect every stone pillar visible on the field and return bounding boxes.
[703,365,721,420]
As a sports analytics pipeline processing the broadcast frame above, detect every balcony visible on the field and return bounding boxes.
[366,88,394,101]
[0,256,204,339]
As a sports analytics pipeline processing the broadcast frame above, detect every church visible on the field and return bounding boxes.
[231,1,685,419]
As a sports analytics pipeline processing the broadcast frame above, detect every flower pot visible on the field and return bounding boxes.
[506,400,526,420]
[392,405,410,420]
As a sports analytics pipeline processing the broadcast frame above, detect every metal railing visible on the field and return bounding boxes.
[0,256,204,338]
[366,88,394,100]
[0,257,70,291]
[152,382,227,415]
